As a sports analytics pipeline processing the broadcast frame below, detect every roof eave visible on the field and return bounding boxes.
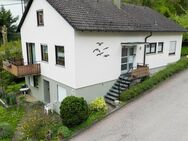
[17,0,33,32]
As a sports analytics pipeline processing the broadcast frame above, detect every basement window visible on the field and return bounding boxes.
[146,43,157,54]
[37,10,44,26]
[169,41,176,55]
[55,46,65,66]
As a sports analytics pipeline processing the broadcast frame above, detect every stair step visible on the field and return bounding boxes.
[119,77,132,82]
[119,77,129,81]
[117,79,131,85]
[104,97,116,106]
[107,92,119,98]
[112,86,125,91]
[114,83,128,89]
[104,95,118,101]
[110,89,121,94]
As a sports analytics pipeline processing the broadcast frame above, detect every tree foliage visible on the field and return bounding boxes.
[0,6,18,33]
[122,0,188,40]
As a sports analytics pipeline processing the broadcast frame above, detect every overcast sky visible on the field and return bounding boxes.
[0,0,24,24]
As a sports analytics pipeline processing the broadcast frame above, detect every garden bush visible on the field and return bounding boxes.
[4,93,17,105]
[60,96,89,127]
[120,58,188,101]
[89,97,108,113]
[181,46,188,56]
[0,122,14,139]
[57,125,72,139]
[19,107,61,140]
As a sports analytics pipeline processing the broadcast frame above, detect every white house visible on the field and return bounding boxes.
[8,0,187,111]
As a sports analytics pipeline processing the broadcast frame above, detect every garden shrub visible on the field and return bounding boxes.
[5,93,17,105]
[181,46,188,56]
[89,97,108,113]
[120,58,188,101]
[60,96,89,127]
[19,107,61,140]
[0,122,14,139]
[57,125,72,139]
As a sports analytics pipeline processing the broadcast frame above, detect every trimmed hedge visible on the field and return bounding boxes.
[60,96,89,128]
[120,58,188,101]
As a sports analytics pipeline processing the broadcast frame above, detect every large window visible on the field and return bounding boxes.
[37,10,44,26]
[55,46,65,66]
[169,41,176,55]
[41,44,48,62]
[158,42,164,53]
[146,43,157,54]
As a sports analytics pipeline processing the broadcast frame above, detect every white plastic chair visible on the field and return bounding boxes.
[44,102,54,115]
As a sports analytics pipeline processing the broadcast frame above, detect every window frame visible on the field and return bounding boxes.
[146,43,157,54]
[36,10,44,26]
[55,46,65,66]
[41,44,48,62]
[169,41,177,55]
[33,76,39,88]
[158,42,164,53]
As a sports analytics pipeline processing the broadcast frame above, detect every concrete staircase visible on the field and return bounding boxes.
[104,75,132,106]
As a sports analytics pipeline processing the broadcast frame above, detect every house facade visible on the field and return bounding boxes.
[13,0,186,112]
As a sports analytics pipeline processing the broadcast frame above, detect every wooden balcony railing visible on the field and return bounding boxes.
[3,59,41,78]
[130,64,150,79]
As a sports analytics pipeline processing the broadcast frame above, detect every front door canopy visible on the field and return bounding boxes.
[121,42,149,46]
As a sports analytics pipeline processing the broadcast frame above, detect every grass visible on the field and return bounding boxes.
[0,106,24,128]
[120,57,188,102]
[0,106,25,141]
[71,111,107,133]
[181,46,188,56]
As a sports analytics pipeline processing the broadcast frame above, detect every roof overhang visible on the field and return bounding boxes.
[17,0,33,32]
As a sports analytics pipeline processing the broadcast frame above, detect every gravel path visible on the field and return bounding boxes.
[70,70,188,141]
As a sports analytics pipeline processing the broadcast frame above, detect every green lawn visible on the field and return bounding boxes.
[181,46,188,56]
[0,106,25,141]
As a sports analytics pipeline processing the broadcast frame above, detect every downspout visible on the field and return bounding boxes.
[143,32,152,65]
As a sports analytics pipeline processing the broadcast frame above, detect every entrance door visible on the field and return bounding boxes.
[26,43,36,64]
[121,46,135,74]
[44,80,50,103]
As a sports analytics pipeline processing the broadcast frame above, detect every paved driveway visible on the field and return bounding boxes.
[70,70,188,141]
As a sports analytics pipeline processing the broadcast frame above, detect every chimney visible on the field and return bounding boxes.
[113,0,121,9]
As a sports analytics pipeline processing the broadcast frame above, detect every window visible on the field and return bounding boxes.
[29,76,34,87]
[29,76,38,88]
[57,85,67,102]
[41,44,48,62]
[158,42,164,53]
[55,46,65,66]
[37,10,44,26]
[33,76,39,88]
[146,43,157,54]
[169,41,176,55]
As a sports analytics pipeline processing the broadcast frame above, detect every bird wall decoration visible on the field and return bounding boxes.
[93,48,101,53]
[103,47,109,50]
[104,54,110,57]
[96,52,104,56]
[93,42,110,58]
[96,42,104,46]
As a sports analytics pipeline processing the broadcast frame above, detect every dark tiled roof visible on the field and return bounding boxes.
[18,0,187,32]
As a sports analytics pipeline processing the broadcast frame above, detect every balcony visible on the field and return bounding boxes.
[130,64,150,79]
[3,58,41,78]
